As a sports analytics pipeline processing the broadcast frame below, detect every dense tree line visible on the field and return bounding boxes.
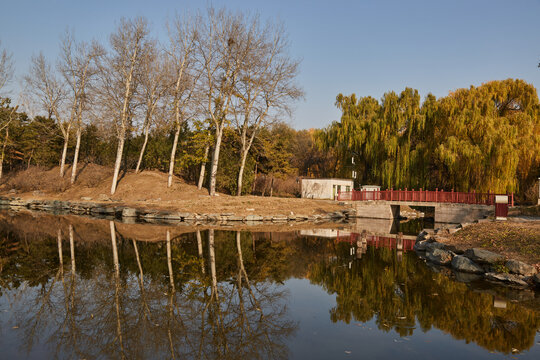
[2,16,539,201]
[0,103,332,196]
[316,79,540,203]
[0,8,306,196]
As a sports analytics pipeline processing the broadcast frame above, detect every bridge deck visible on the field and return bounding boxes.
[338,189,513,206]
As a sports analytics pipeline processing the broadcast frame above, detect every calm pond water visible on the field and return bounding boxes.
[0,211,538,359]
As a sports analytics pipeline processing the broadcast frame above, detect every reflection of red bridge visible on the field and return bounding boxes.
[336,231,415,252]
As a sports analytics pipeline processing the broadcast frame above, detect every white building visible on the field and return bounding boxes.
[301,178,354,200]
[361,185,381,191]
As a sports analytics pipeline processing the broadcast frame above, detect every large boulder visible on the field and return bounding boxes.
[245,214,263,221]
[413,240,429,251]
[443,244,464,255]
[464,248,505,265]
[485,272,528,288]
[451,255,484,274]
[426,248,453,265]
[425,242,446,252]
[532,273,540,288]
[453,271,483,283]
[122,207,138,218]
[505,259,536,277]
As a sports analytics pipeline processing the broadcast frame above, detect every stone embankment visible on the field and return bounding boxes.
[414,225,540,290]
[0,197,354,225]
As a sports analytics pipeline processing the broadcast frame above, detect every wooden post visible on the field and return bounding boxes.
[435,188,438,202]
[451,188,454,203]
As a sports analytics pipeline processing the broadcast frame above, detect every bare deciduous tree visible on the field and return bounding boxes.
[0,101,17,179]
[97,17,151,194]
[135,42,168,174]
[24,53,71,177]
[0,40,14,93]
[197,8,244,196]
[233,20,303,195]
[59,31,104,184]
[0,42,15,180]
[165,14,200,188]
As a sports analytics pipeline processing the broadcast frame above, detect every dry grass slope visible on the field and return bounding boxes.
[0,164,345,216]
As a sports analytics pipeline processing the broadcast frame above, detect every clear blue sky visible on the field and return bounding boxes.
[1,0,539,129]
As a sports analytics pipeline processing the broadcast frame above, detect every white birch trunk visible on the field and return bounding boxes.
[167,124,181,188]
[110,221,119,276]
[69,224,75,273]
[57,229,63,267]
[135,122,150,174]
[60,133,70,177]
[236,147,249,196]
[110,134,125,195]
[70,127,82,184]
[208,127,223,196]
[196,229,205,274]
[208,229,218,300]
[0,128,7,180]
[197,144,210,190]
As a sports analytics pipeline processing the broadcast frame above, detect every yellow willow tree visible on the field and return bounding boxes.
[374,88,424,188]
[316,89,425,189]
[432,79,540,194]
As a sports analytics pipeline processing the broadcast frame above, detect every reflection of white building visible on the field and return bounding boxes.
[299,229,351,238]
[301,178,354,200]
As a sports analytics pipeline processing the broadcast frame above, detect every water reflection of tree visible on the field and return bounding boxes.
[308,242,540,354]
[2,221,539,356]
[0,224,296,359]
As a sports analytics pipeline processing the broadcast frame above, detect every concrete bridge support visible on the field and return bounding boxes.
[354,201,492,224]
[433,203,492,223]
[354,203,400,220]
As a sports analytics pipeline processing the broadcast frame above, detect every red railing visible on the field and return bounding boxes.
[337,188,514,206]
[336,232,415,252]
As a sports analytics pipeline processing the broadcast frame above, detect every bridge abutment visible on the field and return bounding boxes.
[353,201,492,223]
[354,202,400,220]
[433,203,491,223]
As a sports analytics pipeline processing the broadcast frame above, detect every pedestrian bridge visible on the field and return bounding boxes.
[338,189,513,223]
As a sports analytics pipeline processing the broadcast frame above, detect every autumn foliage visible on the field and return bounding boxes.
[316,79,540,203]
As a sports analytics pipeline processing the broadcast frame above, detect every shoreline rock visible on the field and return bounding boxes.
[414,224,538,290]
[0,196,351,226]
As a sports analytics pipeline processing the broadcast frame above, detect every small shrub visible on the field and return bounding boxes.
[493,263,509,274]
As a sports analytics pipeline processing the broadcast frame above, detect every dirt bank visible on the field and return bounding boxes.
[0,165,348,217]
[441,220,540,266]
